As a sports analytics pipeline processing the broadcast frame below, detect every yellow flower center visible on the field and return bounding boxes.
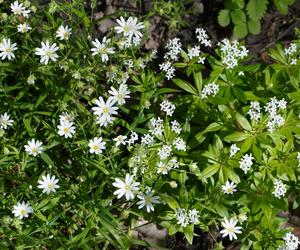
[20,209,27,215]
[102,107,109,113]
[47,183,53,189]
[31,147,37,153]
[125,185,131,191]
[63,127,69,133]
[93,145,99,150]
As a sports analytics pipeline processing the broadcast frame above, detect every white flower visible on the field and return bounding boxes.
[158,145,172,160]
[159,61,175,80]
[201,83,219,99]
[164,37,182,61]
[91,37,115,62]
[157,161,171,175]
[297,152,300,167]
[112,174,140,200]
[149,117,164,137]
[0,38,18,61]
[173,138,186,151]
[59,112,74,124]
[284,43,297,56]
[220,218,242,241]
[222,181,237,194]
[17,23,31,33]
[218,39,248,69]
[137,189,160,213]
[248,101,261,121]
[57,120,76,138]
[171,120,182,134]
[188,209,200,224]
[0,113,14,129]
[141,134,154,146]
[24,139,43,156]
[56,25,72,40]
[272,179,287,198]
[160,100,175,116]
[175,208,189,227]
[35,41,59,65]
[37,174,59,194]
[92,96,118,123]
[229,144,240,158]
[282,232,300,250]
[188,46,201,59]
[126,132,139,146]
[108,84,130,105]
[239,153,254,174]
[12,201,32,219]
[11,1,30,17]
[113,135,127,146]
[115,16,144,39]
[88,137,106,154]
[96,115,116,127]
[195,28,211,47]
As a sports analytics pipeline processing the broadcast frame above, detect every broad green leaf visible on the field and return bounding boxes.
[224,132,250,142]
[201,164,221,179]
[248,19,261,34]
[231,9,246,25]
[172,78,198,95]
[233,22,248,38]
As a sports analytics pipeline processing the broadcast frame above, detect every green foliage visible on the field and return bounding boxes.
[1,0,300,249]
[218,0,295,38]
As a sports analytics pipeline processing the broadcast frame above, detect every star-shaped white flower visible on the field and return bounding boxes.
[12,201,33,219]
[112,174,140,200]
[24,139,43,156]
[38,174,59,194]
[35,41,59,65]
[0,38,18,61]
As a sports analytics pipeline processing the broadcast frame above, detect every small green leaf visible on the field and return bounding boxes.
[224,132,250,142]
[201,164,221,179]
[218,9,231,27]
[231,9,246,25]
[236,113,252,131]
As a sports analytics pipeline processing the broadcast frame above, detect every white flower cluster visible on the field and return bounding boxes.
[160,100,176,116]
[175,208,199,227]
[188,46,201,59]
[126,131,139,146]
[195,28,211,47]
[272,179,287,198]
[265,97,287,133]
[229,144,240,158]
[164,37,182,61]
[156,157,179,175]
[218,39,248,69]
[0,113,14,130]
[149,117,164,137]
[159,61,175,80]
[284,43,298,65]
[278,232,300,250]
[171,120,182,134]
[248,101,261,121]
[57,112,76,138]
[12,174,59,219]
[239,153,254,174]
[141,133,154,146]
[201,82,219,99]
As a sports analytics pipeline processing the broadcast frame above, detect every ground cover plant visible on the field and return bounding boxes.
[0,0,300,249]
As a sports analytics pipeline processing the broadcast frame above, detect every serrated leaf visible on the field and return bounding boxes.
[218,9,231,27]
[233,23,248,38]
[274,0,289,14]
[231,9,246,25]
[248,19,261,34]
[246,0,267,20]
